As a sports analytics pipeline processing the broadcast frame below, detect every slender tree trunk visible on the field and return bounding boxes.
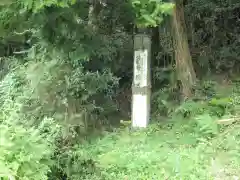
[171,1,196,99]
[87,0,101,32]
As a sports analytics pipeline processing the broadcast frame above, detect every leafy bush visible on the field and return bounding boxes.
[0,118,59,180]
[0,48,121,179]
[0,66,61,179]
[153,79,240,119]
[49,146,98,180]
[194,114,219,137]
[151,85,179,117]
[152,79,240,139]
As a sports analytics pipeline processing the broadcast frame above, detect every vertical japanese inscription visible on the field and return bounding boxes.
[134,49,148,87]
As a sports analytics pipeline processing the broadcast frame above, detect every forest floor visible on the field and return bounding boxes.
[82,119,240,179]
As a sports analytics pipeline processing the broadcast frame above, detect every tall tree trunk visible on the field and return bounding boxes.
[171,1,196,99]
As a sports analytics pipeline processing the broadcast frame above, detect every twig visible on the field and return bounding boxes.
[14,29,32,35]
[217,116,240,125]
[13,50,29,54]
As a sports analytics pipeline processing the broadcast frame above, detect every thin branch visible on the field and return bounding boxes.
[13,50,29,54]
[14,29,33,35]
[217,116,240,125]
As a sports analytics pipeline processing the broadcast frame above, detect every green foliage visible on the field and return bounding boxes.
[0,1,130,178]
[154,79,240,117]
[152,79,240,138]
[0,58,61,179]
[194,114,219,137]
[63,120,240,179]
[0,0,77,12]
[131,0,174,27]
[151,86,178,117]
[184,0,240,74]
[0,117,59,179]
[1,0,240,179]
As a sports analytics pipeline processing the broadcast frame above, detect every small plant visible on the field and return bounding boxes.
[174,100,206,118]
[194,114,219,137]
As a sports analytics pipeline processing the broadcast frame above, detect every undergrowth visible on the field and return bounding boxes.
[2,76,240,179]
[65,119,240,179]
[0,118,60,179]
[64,79,240,179]
[1,56,240,180]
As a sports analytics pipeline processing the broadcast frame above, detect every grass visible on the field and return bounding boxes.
[78,119,240,179]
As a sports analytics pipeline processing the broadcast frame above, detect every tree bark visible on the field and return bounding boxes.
[171,1,196,99]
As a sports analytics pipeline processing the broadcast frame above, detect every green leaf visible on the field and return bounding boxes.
[132,0,141,5]
[160,3,175,14]
[142,14,156,26]
[151,4,162,17]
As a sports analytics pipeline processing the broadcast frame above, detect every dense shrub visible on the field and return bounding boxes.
[0,117,59,180]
